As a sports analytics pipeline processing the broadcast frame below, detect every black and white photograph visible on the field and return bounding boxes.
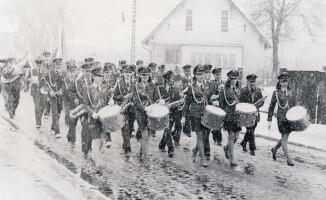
[1,0,326,199]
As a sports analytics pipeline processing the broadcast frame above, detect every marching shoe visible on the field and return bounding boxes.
[159,148,167,152]
[105,141,112,148]
[287,159,294,166]
[230,162,238,167]
[36,124,41,129]
[201,159,208,167]
[168,152,174,158]
[55,134,61,139]
[240,141,247,152]
[271,148,277,161]
[250,151,255,156]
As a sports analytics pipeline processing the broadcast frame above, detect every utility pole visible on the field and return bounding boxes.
[131,0,136,64]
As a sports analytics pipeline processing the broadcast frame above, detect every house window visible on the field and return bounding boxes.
[204,53,211,64]
[221,10,228,32]
[213,54,222,68]
[190,52,197,66]
[186,10,193,31]
[229,54,236,68]
[222,54,229,68]
[165,49,181,64]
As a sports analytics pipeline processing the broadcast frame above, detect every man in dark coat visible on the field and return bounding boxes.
[239,74,265,156]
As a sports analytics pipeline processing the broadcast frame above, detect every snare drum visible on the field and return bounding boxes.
[146,104,169,131]
[201,105,226,130]
[98,105,125,132]
[286,106,310,132]
[235,103,257,127]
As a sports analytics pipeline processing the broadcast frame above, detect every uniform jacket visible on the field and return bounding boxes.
[219,85,241,121]
[181,76,192,89]
[83,83,109,116]
[63,77,79,107]
[28,67,47,97]
[2,66,21,91]
[113,78,133,105]
[75,76,90,102]
[44,68,64,94]
[132,82,155,111]
[268,89,296,122]
[183,83,208,118]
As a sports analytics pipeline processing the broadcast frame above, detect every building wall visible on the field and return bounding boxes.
[146,0,267,79]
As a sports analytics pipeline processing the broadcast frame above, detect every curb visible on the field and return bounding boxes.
[0,114,113,198]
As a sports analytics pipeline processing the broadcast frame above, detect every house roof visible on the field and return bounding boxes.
[142,0,272,49]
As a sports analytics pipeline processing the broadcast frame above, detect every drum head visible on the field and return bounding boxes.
[236,103,257,114]
[206,105,226,116]
[146,104,169,118]
[286,106,307,122]
[98,105,121,118]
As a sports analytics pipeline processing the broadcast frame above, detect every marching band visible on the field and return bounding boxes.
[0,54,311,171]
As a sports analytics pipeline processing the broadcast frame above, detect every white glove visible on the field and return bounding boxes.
[212,101,219,106]
[92,113,99,119]
[267,121,271,130]
[109,99,114,106]
[159,99,165,105]
[49,91,55,97]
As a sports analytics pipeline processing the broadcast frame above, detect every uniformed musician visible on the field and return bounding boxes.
[181,64,192,137]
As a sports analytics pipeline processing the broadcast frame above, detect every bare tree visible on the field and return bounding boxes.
[250,0,325,78]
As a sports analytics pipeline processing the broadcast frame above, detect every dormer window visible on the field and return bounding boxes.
[186,10,193,31]
[221,10,228,32]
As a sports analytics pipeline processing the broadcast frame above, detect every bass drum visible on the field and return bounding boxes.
[146,104,170,131]
[201,105,226,130]
[235,103,257,127]
[98,105,125,132]
[286,106,310,132]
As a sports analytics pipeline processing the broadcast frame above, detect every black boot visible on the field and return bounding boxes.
[240,141,247,152]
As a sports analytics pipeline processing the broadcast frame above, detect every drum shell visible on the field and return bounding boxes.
[147,115,169,131]
[201,109,224,130]
[99,112,125,132]
[236,112,256,127]
[290,114,310,132]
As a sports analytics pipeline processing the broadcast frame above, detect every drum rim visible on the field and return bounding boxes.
[205,105,226,116]
[286,106,308,122]
[146,104,169,118]
[98,105,122,118]
[235,103,257,114]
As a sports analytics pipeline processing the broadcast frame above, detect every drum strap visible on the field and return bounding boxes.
[75,79,84,99]
[48,70,57,87]
[136,83,152,107]
[157,86,162,100]
[86,85,101,109]
[191,84,206,104]
[276,91,289,109]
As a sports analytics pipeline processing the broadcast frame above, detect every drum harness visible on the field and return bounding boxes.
[135,83,153,108]
[275,90,289,109]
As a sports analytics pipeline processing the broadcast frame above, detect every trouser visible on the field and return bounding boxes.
[49,96,63,134]
[195,130,205,161]
[32,92,47,126]
[122,112,131,154]
[81,115,92,155]
[129,106,136,134]
[66,103,77,143]
[64,100,71,126]
[159,129,174,154]
[45,99,51,116]
[183,115,191,135]
[226,131,240,163]
[212,130,222,143]
[170,109,182,143]
[241,121,258,151]
[6,87,20,117]
[203,129,210,156]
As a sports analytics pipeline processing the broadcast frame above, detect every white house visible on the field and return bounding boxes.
[142,0,271,80]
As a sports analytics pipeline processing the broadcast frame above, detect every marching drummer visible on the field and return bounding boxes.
[239,74,265,156]
[83,66,110,173]
[76,63,93,158]
[44,58,64,138]
[62,63,79,148]
[219,70,242,166]
[113,65,134,158]
[181,64,192,137]
[102,63,116,148]
[268,72,296,166]
[42,51,52,118]
[211,68,223,145]
[156,71,175,157]
[183,65,209,167]
[132,66,155,164]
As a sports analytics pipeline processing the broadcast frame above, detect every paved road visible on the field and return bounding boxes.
[1,92,326,199]
[0,118,108,200]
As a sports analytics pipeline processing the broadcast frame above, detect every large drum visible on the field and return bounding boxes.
[286,106,310,132]
[98,105,125,132]
[236,103,257,127]
[146,104,169,131]
[201,105,226,130]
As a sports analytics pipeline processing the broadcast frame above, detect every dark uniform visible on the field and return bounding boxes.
[44,58,64,136]
[183,65,209,167]
[62,64,79,146]
[211,68,223,144]
[2,58,22,118]
[157,71,175,156]
[268,72,296,166]
[29,59,48,127]
[239,74,264,156]
[113,65,134,155]
[42,52,52,118]
[132,67,156,162]
[181,65,193,137]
